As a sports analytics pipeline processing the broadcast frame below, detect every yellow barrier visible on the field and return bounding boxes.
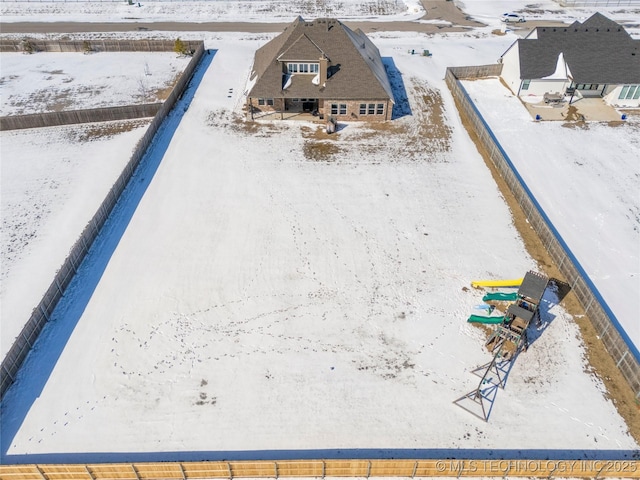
[0,459,638,480]
[471,278,523,288]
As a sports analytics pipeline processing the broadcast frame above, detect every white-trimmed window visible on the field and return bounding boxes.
[258,98,273,106]
[376,103,384,115]
[619,85,640,100]
[286,62,319,75]
[359,103,366,115]
[339,104,347,115]
[368,103,375,115]
[331,103,338,115]
[521,79,531,90]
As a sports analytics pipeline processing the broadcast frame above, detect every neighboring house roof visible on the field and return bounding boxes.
[504,12,640,84]
[248,16,394,101]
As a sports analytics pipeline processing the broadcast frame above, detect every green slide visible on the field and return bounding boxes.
[467,315,505,324]
[482,292,519,302]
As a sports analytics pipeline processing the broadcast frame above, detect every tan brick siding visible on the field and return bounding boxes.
[248,97,391,121]
[320,99,390,122]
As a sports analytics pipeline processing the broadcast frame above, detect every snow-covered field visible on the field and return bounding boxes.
[1,0,639,26]
[1,28,638,461]
[0,0,424,23]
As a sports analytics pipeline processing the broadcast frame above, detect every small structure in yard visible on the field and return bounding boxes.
[499,13,640,108]
[326,116,337,133]
[455,270,549,421]
[247,16,395,121]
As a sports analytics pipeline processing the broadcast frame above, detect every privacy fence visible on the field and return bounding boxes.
[0,40,206,399]
[0,459,638,479]
[0,104,162,130]
[445,65,640,402]
[0,39,202,53]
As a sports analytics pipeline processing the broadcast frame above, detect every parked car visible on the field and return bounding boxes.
[501,13,525,23]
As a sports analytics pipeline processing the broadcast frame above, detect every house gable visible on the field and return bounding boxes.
[277,33,326,62]
[248,17,394,103]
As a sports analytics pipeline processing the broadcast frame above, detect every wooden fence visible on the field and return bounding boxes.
[0,459,638,479]
[445,65,640,402]
[0,39,202,54]
[0,104,162,131]
[0,41,206,400]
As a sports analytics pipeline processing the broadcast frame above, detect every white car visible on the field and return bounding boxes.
[501,13,525,23]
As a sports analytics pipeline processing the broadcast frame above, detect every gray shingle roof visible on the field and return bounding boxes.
[514,13,640,84]
[248,17,394,101]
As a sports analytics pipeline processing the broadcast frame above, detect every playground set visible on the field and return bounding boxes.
[454,271,549,421]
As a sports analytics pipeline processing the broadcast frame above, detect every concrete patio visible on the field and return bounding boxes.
[522,97,626,122]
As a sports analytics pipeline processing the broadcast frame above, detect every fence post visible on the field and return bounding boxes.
[85,466,96,480]
[35,466,46,480]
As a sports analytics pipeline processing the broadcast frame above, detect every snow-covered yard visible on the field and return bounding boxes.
[1,31,637,462]
[0,52,191,116]
[0,50,193,360]
[462,78,640,353]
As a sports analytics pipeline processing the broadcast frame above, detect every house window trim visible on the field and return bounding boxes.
[286,62,320,75]
[619,84,640,100]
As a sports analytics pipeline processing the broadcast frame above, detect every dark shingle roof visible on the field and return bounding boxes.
[515,13,640,84]
[248,17,394,101]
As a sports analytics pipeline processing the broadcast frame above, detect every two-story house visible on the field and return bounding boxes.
[247,16,395,121]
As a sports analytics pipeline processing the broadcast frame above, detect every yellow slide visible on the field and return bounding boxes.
[471,278,523,288]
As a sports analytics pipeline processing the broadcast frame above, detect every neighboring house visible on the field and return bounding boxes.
[500,13,640,107]
[247,16,395,121]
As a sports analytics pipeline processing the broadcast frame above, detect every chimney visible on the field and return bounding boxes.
[319,54,328,86]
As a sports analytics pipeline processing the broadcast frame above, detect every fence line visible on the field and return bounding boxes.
[0,39,202,53]
[0,40,206,400]
[0,459,638,479]
[0,103,161,130]
[445,65,640,400]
